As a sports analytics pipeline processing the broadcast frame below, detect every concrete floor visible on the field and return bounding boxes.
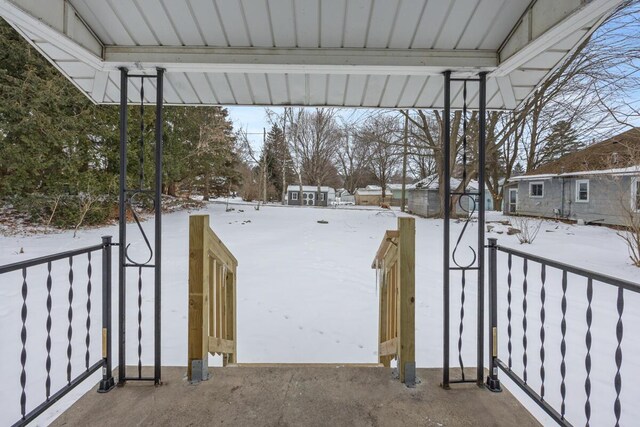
[52,366,539,427]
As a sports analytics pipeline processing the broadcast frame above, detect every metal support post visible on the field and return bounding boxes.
[154,69,164,385]
[442,70,451,389]
[486,238,502,392]
[117,68,128,385]
[476,72,487,386]
[99,236,115,392]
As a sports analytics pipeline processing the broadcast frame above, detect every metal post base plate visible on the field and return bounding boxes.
[485,376,502,392]
[404,362,416,388]
[98,377,116,393]
[190,359,209,383]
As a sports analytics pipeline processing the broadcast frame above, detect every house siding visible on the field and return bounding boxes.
[507,176,639,226]
[287,191,329,207]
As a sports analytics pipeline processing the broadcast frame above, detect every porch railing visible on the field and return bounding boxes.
[486,238,640,426]
[1,237,115,427]
[187,215,238,382]
[372,217,415,385]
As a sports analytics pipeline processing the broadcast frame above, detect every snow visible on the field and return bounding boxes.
[1,204,639,426]
[510,165,640,181]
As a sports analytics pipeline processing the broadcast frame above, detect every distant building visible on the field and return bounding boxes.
[504,128,640,226]
[335,189,355,205]
[387,183,416,207]
[286,185,335,206]
[354,185,392,206]
[406,175,496,217]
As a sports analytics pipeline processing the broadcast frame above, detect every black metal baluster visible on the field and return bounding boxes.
[86,252,92,370]
[539,263,546,400]
[67,256,74,383]
[522,259,528,383]
[584,278,593,426]
[560,270,567,419]
[139,77,145,189]
[458,270,466,380]
[507,253,513,370]
[138,266,143,378]
[614,286,623,427]
[20,267,27,419]
[45,262,52,400]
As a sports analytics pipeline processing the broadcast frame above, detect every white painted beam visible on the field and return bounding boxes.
[496,76,517,110]
[493,0,622,77]
[102,46,498,75]
[0,0,103,68]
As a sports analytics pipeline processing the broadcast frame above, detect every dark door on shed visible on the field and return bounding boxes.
[508,189,518,213]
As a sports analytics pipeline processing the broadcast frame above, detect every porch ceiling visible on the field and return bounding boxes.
[0,0,623,109]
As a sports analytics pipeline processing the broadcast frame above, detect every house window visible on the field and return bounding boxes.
[529,182,544,198]
[291,192,298,200]
[320,193,325,201]
[575,179,589,202]
[633,177,640,212]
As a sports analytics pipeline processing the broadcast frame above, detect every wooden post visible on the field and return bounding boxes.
[188,215,210,381]
[229,268,237,363]
[378,270,389,367]
[397,217,415,384]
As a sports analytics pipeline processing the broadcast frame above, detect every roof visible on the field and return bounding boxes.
[287,185,334,193]
[413,174,479,191]
[514,128,640,180]
[0,0,623,109]
[387,183,416,191]
[355,188,387,196]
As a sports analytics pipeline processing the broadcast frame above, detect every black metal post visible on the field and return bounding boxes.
[476,72,487,386]
[118,68,128,385]
[486,238,501,391]
[154,69,164,385]
[442,70,451,389]
[98,236,115,392]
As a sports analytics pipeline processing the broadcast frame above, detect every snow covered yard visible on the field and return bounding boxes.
[1,203,638,426]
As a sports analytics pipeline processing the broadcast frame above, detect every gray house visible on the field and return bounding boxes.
[504,129,640,226]
[286,185,335,206]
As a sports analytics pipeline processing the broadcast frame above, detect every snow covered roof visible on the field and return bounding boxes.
[510,166,640,182]
[412,175,479,191]
[287,185,335,193]
[355,188,387,196]
[387,183,416,191]
[0,0,623,109]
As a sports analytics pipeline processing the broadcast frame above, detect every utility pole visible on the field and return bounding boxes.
[401,111,408,213]
[282,115,287,205]
[262,127,267,204]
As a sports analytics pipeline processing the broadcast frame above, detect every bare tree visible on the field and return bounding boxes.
[357,115,402,200]
[334,120,369,194]
[286,108,341,202]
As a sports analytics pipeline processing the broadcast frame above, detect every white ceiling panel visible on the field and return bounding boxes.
[1,0,620,109]
[189,0,229,46]
[343,0,372,48]
[326,74,348,106]
[241,0,274,48]
[320,0,346,48]
[245,73,272,104]
[379,75,409,108]
[135,0,182,46]
[343,74,367,106]
[307,73,327,105]
[266,73,289,104]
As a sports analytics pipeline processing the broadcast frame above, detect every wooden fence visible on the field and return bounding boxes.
[372,217,415,384]
[187,215,238,382]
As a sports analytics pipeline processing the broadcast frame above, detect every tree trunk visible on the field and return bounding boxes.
[203,173,210,201]
[401,112,408,212]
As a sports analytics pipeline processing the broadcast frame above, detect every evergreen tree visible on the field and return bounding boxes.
[261,124,295,200]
